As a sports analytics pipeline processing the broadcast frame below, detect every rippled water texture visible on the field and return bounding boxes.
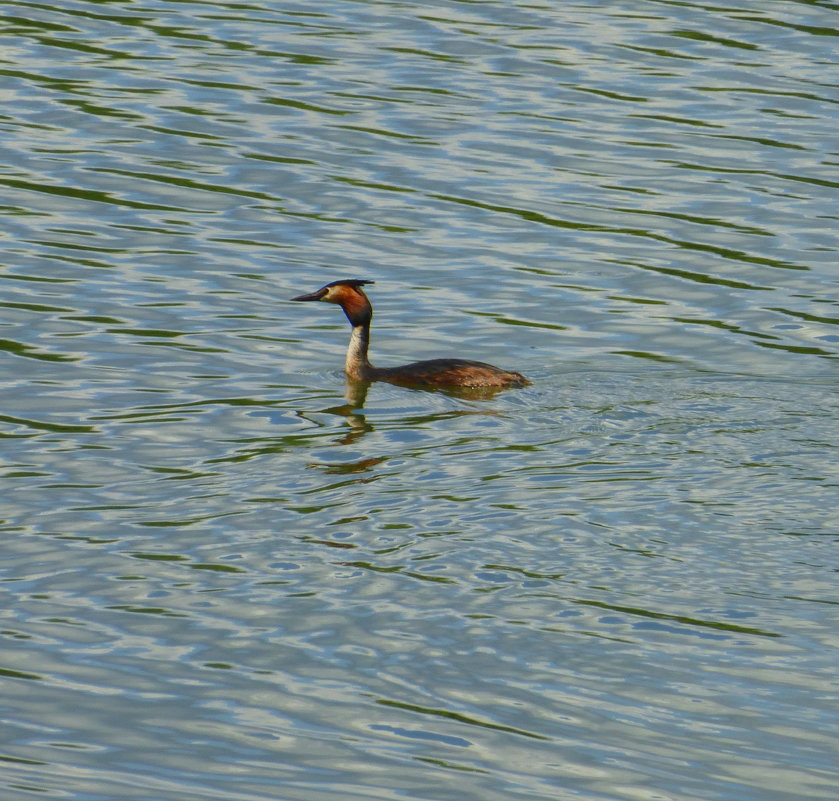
[2,1,838,800]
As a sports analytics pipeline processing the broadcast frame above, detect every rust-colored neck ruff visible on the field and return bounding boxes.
[331,285,372,328]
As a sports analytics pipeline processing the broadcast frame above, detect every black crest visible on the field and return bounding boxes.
[323,279,374,289]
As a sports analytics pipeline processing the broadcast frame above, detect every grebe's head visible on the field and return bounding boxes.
[291,279,374,325]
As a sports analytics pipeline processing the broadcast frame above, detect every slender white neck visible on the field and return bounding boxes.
[345,323,374,380]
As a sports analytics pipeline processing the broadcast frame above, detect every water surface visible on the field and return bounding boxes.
[1,1,838,800]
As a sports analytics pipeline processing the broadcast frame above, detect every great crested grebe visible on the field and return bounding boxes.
[291,279,528,389]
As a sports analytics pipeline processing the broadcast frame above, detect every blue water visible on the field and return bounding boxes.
[1,1,838,800]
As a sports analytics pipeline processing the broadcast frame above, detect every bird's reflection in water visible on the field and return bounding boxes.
[311,377,510,446]
[296,379,509,552]
[313,379,373,446]
[296,377,510,461]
